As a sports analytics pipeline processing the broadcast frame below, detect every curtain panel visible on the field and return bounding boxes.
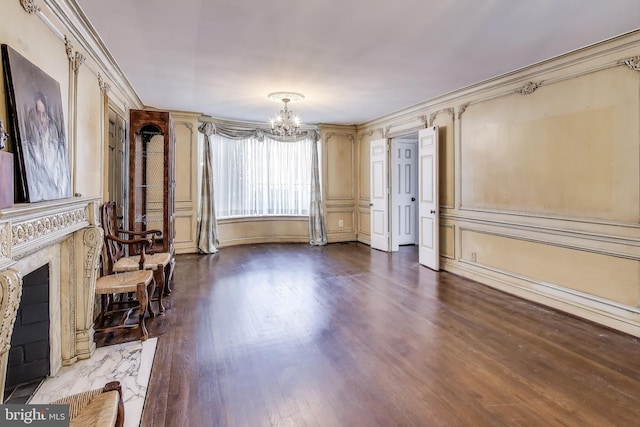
[196,122,220,254]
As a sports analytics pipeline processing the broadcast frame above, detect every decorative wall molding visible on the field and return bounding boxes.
[0,269,23,395]
[71,52,85,74]
[64,36,74,60]
[74,226,102,360]
[12,208,86,247]
[175,121,196,203]
[325,132,355,143]
[97,73,111,94]
[514,81,543,95]
[63,36,86,73]
[0,226,8,259]
[358,128,384,143]
[618,55,640,72]
[457,103,470,119]
[360,31,640,129]
[385,116,428,138]
[20,0,41,14]
[179,121,194,131]
[429,108,455,127]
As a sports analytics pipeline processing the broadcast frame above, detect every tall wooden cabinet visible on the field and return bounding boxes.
[128,109,175,256]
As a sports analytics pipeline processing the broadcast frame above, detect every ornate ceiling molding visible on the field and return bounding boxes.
[20,0,40,14]
[72,52,85,74]
[65,37,85,74]
[457,103,470,119]
[514,81,543,95]
[64,37,74,61]
[325,132,355,143]
[429,108,455,127]
[618,56,640,72]
[358,128,383,143]
[97,73,111,94]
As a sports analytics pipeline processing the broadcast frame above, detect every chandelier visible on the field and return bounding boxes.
[268,92,304,137]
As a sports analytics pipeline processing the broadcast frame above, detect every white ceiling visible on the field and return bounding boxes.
[74,0,640,125]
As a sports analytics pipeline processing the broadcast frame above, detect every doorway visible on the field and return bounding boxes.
[390,133,418,252]
[369,127,440,270]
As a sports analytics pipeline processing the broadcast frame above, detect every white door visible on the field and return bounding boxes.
[392,139,418,249]
[418,126,439,270]
[370,138,389,252]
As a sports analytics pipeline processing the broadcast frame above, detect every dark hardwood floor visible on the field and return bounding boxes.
[131,242,640,426]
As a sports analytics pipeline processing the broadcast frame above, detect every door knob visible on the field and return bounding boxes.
[411,197,416,202]
[369,203,373,207]
[430,210,436,214]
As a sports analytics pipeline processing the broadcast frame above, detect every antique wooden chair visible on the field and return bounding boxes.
[94,269,155,341]
[95,220,156,341]
[101,201,173,312]
[50,381,124,427]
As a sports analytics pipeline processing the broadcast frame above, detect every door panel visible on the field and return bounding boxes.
[370,138,389,252]
[418,127,439,270]
[107,111,127,227]
[393,140,417,247]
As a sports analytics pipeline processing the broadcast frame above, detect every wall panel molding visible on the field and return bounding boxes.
[443,260,640,337]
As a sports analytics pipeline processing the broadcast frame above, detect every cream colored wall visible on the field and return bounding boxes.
[1,0,142,206]
[74,67,102,198]
[218,217,309,247]
[356,31,640,337]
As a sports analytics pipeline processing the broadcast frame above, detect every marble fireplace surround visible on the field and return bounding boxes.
[0,197,103,397]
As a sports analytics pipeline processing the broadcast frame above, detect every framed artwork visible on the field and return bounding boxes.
[1,44,71,203]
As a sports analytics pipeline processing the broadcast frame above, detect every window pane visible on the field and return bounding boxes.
[211,134,312,218]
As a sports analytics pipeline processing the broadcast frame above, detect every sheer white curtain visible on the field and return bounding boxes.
[197,121,327,246]
[212,133,313,217]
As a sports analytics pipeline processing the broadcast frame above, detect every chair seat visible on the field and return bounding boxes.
[96,270,154,294]
[69,391,119,427]
[113,252,172,272]
[50,381,123,427]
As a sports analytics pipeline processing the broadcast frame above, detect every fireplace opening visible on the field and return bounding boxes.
[3,264,50,402]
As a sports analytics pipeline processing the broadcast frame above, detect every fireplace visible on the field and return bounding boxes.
[5,264,50,397]
[0,197,103,402]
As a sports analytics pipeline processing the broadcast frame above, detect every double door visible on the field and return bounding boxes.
[370,126,439,270]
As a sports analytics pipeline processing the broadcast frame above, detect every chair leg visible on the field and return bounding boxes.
[163,257,175,296]
[153,268,165,313]
[147,277,157,318]
[96,294,108,327]
[135,282,149,341]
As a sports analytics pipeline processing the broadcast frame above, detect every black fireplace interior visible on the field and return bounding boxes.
[4,264,50,402]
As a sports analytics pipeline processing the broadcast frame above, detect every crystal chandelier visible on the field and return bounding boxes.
[268,92,304,137]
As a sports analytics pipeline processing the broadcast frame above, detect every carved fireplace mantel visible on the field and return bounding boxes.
[0,197,103,399]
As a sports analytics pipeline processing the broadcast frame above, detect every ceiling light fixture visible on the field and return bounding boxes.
[268,92,304,137]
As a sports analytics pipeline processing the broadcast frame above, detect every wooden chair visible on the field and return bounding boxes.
[94,269,155,341]
[101,201,173,312]
[51,381,124,427]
